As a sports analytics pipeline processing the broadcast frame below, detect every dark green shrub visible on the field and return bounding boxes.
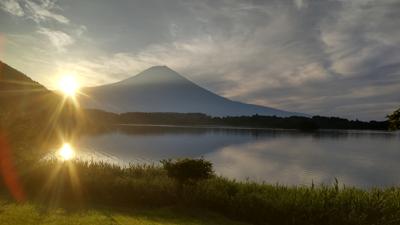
[387,108,400,130]
[161,158,213,184]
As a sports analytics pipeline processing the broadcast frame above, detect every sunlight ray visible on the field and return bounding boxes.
[0,80,45,86]
[0,89,46,94]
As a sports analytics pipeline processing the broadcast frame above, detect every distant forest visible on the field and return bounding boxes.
[84,109,389,131]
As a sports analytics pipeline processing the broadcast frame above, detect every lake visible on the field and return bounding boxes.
[64,125,400,188]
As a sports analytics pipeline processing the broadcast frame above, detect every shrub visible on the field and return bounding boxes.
[161,158,213,184]
[387,108,400,130]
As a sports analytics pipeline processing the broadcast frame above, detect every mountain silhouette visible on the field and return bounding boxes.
[82,66,305,117]
[0,61,57,115]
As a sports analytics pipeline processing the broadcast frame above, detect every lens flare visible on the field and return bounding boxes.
[58,143,75,161]
[58,76,79,97]
[0,132,25,202]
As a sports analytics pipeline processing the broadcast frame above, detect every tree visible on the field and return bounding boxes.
[161,158,213,184]
[387,108,400,130]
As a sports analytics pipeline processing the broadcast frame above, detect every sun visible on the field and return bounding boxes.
[58,75,79,97]
[58,143,75,161]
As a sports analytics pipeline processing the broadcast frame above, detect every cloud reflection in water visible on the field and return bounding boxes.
[206,132,400,187]
[73,126,400,188]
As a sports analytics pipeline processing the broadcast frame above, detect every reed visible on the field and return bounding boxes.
[2,159,400,225]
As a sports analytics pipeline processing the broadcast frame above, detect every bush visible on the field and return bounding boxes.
[161,158,214,184]
[387,108,400,130]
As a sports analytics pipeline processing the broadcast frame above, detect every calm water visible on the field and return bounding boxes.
[68,125,400,188]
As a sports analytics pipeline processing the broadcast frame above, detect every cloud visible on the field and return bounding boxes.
[320,0,400,76]
[294,0,307,10]
[0,0,24,16]
[0,0,69,23]
[37,27,74,52]
[0,0,82,52]
[24,0,69,24]
[1,0,399,120]
[71,3,332,99]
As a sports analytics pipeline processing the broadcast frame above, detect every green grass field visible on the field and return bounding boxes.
[2,160,399,225]
[0,201,248,225]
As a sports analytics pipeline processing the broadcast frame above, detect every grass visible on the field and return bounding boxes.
[0,201,247,225]
[3,160,400,225]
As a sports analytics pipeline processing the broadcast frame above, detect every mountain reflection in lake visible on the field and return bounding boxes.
[73,125,400,188]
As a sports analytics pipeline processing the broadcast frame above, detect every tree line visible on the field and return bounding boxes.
[84,109,390,131]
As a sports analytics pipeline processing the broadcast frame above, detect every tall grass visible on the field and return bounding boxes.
[3,160,400,225]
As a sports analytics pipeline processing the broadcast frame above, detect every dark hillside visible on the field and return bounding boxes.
[0,61,66,158]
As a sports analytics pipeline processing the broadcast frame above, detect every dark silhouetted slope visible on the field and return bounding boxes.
[0,61,55,115]
[0,61,81,155]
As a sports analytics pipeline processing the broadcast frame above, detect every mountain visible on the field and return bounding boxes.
[0,61,65,152]
[81,66,306,117]
[0,61,84,151]
[0,61,79,128]
[0,61,56,116]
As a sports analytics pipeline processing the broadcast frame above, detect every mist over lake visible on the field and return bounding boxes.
[68,125,400,188]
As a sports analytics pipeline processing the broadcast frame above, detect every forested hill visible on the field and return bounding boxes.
[0,61,58,117]
[0,61,65,157]
[85,110,389,131]
[0,61,45,89]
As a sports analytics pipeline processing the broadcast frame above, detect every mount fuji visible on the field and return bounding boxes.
[81,66,306,117]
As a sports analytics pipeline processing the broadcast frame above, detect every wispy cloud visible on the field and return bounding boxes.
[24,0,69,24]
[0,0,24,16]
[0,0,81,53]
[0,0,69,23]
[293,0,308,10]
[37,27,74,52]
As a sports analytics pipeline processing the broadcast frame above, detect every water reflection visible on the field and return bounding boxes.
[71,125,400,187]
[207,137,400,187]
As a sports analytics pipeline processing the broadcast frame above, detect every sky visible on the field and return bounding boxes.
[0,0,399,120]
